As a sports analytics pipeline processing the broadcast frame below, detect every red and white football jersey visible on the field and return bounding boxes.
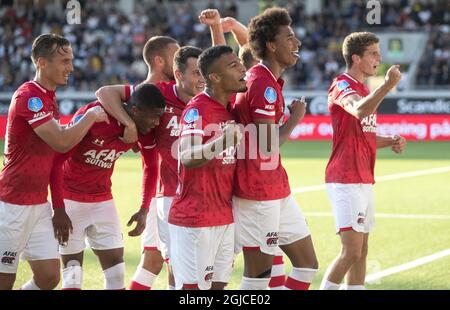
[232,63,291,201]
[51,102,135,207]
[168,92,236,228]
[325,72,376,184]
[0,81,60,205]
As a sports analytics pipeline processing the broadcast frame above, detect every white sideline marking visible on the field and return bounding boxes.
[292,166,450,194]
[304,212,450,220]
[365,249,450,283]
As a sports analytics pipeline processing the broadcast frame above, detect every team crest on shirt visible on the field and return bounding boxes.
[28,97,44,112]
[337,80,350,91]
[264,87,277,104]
[184,108,199,123]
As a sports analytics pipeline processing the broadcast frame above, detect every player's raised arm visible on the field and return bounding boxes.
[220,17,249,47]
[199,9,226,46]
[33,105,108,153]
[95,84,138,143]
[340,65,402,120]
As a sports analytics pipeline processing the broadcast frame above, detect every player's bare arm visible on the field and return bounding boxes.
[376,135,407,153]
[280,97,307,145]
[199,9,226,46]
[33,105,109,153]
[95,84,138,143]
[341,65,402,120]
[180,122,242,168]
[220,17,249,47]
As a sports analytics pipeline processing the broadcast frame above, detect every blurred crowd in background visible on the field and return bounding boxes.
[0,0,448,92]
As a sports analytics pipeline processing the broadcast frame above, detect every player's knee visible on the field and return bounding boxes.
[142,251,164,272]
[0,273,16,290]
[341,249,362,264]
[103,262,125,290]
[35,270,60,290]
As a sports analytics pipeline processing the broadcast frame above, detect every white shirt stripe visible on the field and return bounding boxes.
[254,108,276,116]
[181,129,204,136]
[28,113,51,124]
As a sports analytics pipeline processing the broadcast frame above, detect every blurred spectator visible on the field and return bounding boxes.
[0,0,448,92]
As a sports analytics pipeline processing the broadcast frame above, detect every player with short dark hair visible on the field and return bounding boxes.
[232,8,319,290]
[0,33,108,290]
[320,32,406,290]
[168,45,246,290]
[51,84,165,290]
[97,46,205,290]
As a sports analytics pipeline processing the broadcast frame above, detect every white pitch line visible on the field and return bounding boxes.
[292,166,450,194]
[365,249,450,283]
[304,212,450,220]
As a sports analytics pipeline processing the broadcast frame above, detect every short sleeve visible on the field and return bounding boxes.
[248,79,278,121]
[332,79,358,107]
[17,95,55,128]
[180,106,206,137]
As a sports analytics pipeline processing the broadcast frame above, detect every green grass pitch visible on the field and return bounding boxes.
[5,141,450,290]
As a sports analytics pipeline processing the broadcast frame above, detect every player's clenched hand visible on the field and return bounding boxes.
[391,135,406,154]
[385,65,402,89]
[288,96,307,122]
[199,9,221,26]
[87,105,110,124]
[120,122,138,144]
[220,17,236,33]
[127,208,149,237]
[52,208,73,245]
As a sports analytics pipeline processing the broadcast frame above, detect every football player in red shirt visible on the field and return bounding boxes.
[203,10,289,290]
[320,32,406,290]
[50,84,165,290]
[232,8,319,290]
[0,34,108,290]
[96,46,205,290]
[169,45,246,290]
[95,36,181,290]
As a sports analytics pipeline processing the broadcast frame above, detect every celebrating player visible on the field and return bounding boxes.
[320,32,406,290]
[232,8,319,290]
[0,34,108,290]
[51,84,165,290]
[96,35,180,289]
[168,45,246,290]
[96,46,204,290]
